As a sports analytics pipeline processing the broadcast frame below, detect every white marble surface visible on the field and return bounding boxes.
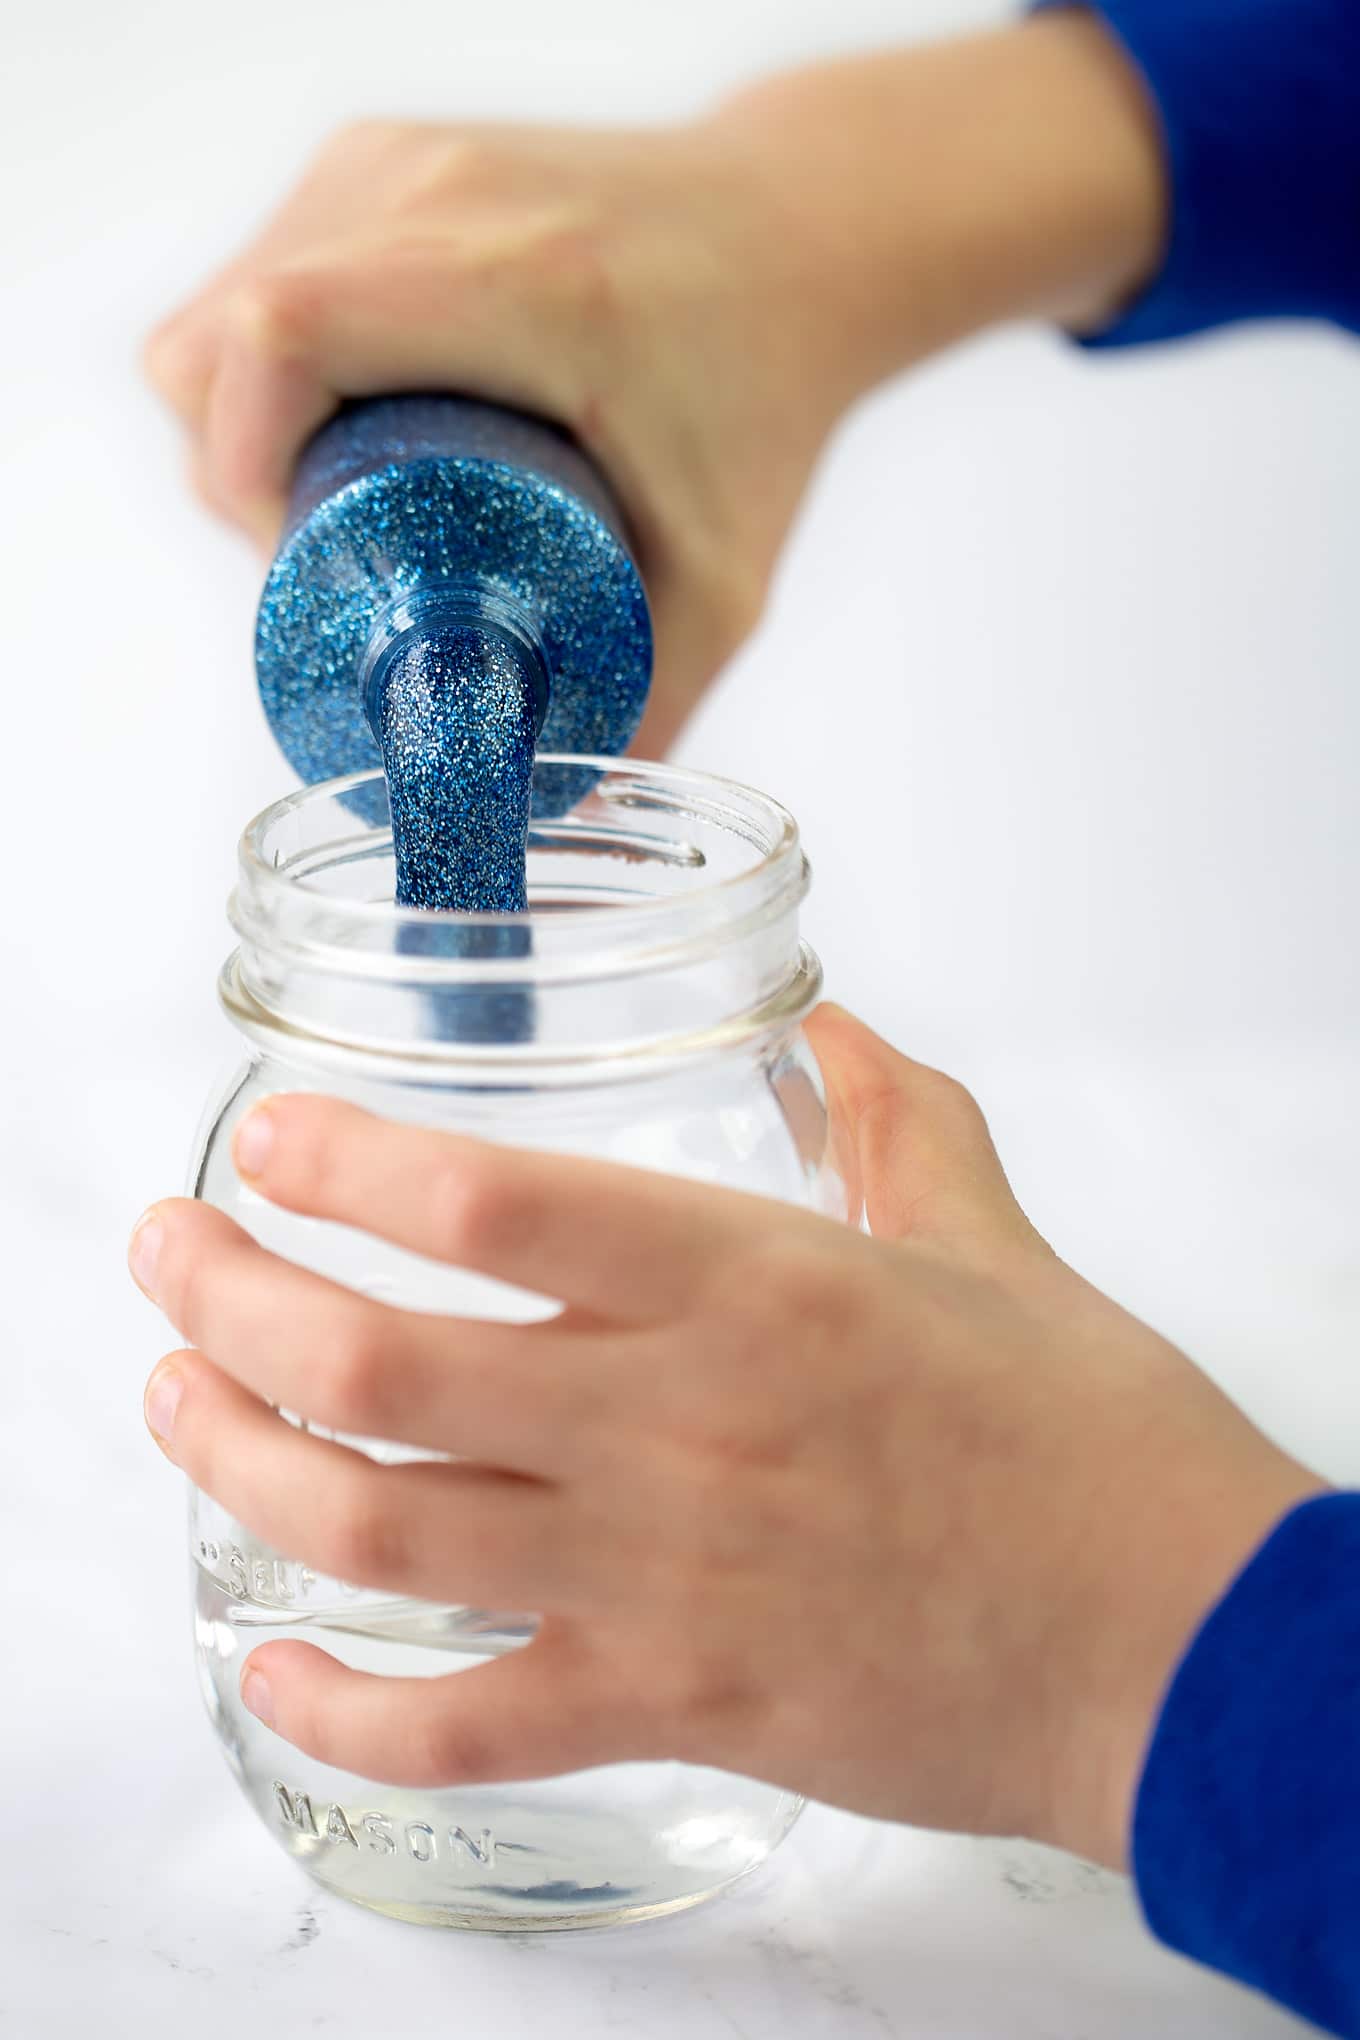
[4,1035,1351,2039]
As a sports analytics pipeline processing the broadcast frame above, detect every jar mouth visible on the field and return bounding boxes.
[235,754,804,960]
[225,754,817,1076]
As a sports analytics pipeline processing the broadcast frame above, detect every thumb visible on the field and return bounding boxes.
[805,1003,1038,1257]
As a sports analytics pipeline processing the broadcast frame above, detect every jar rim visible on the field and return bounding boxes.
[224,755,817,1077]
[233,753,806,968]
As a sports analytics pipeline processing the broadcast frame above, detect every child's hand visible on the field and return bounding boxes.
[142,18,1163,756]
[130,1006,1315,1870]
[142,113,857,757]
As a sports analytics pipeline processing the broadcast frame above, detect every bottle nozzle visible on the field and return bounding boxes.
[368,617,546,914]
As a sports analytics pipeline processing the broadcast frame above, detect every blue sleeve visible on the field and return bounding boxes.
[1133,1493,1360,2037]
[1030,1,1360,344]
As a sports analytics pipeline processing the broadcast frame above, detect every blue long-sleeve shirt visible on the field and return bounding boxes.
[1135,1497,1360,2037]
[1025,5,1360,2033]
[1033,0,1360,345]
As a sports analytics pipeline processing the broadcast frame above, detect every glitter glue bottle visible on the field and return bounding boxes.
[254,394,653,911]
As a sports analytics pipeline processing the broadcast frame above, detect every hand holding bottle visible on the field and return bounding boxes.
[144,14,1165,755]
[129,1005,1315,1870]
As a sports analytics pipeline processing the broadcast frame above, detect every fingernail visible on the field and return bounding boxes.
[233,1105,275,1180]
[241,1668,275,1729]
[129,1211,164,1299]
[144,1361,183,1455]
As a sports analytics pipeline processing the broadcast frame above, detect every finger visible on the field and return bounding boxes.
[187,444,282,554]
[805,1003,1035,1254]
[238,1621,645,1788]
[131,1198,606,1473]
[190,230,588,524]
[143,309,222,429]
[203,299,334,535]
[144,1347,575,1610]
[229,1095,779,1320]
[143,239,293,430]
[140,157,344,432]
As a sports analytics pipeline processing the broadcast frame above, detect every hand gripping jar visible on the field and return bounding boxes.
[188,754,846,1930]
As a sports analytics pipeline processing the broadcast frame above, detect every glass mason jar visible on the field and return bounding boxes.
[188,754,845,1931]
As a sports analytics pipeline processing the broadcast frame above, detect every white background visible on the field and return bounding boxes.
[1,1,1355,2034]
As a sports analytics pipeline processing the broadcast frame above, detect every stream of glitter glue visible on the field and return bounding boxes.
[369,622,541,1044]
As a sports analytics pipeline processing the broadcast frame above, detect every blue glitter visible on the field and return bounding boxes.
[254,398,649,1048]
[255,395,653,861]
[254,397,648,1041]
[372,621,539,912]
[376,614,539,1038]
